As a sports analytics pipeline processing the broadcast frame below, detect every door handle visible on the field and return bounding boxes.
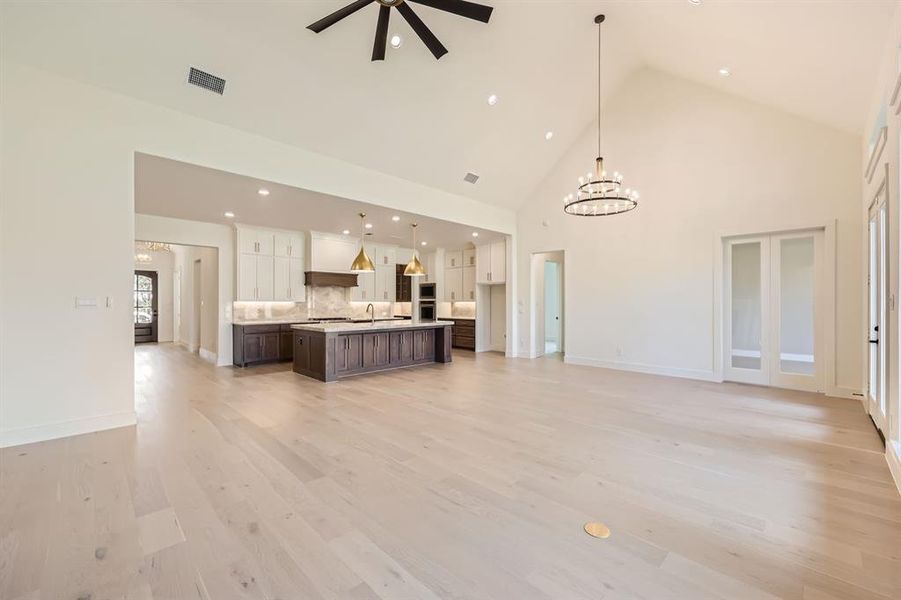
[870,339,879,344]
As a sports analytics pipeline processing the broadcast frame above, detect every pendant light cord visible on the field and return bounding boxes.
[597,18,602,159]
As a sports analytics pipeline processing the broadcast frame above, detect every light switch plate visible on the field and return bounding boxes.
[106,296,114,308]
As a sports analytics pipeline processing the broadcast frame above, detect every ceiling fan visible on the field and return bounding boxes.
[307,0,493,61]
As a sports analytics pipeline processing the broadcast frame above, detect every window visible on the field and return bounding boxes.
[134,273,153,324]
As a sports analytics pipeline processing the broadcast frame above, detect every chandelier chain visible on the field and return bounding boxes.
[598,18,602,159]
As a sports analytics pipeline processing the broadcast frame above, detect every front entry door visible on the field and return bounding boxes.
[868,190,888,437]
[134,270,159,343]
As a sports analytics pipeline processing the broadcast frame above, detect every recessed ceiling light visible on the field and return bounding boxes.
[392,215,401,222]
[224,211,235,218]
[365,223,373,229]
[487,94,498,106]
[688,0,702,5]
[545,131,554,140]
[342,229,350,235]
[718,67,731,77]
[421,241,428,246]
[472,232,479,237]
[390,34,403,49]
[258,188,270,196]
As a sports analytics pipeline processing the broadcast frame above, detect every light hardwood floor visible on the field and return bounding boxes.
[2,343,900,600]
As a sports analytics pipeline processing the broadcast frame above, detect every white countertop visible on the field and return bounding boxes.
[291,320,453,333]
[233,317,407,326]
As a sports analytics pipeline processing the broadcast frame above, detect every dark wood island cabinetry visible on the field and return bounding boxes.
[292,321,452,382]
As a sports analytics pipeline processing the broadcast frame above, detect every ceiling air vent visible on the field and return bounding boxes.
[463,172,480,184]
[187,67,226,95]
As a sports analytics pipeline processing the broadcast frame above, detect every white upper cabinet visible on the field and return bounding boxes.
[423,253,436,283]
[310,232,359,273]
[463,248,476,267]
[490,240,506,283]
[237,225,305,301]
[445,266,463,302]
[476,240,506,284]
[274,232,303,258]
[445,250,463,269]
[351,270,376,302]
[476,244,492,284]
[348,243,398,303]
[463,265,476,301]
[274,256,306,302]
[376,264,396,302]
[238,227,274,256]
[238,254,258,301]
[375,244,397,267]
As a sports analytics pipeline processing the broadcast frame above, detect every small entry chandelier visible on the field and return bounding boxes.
[563,15,639,217]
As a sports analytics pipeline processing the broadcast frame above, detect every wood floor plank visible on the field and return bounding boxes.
[0,344,898,600]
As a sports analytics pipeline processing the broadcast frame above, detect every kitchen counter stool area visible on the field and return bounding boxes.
[292,322,453,382]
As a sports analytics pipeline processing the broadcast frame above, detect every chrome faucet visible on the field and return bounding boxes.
[366,303,374,324]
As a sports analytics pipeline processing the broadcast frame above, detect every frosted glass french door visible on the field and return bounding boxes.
[724,231,824,392]
[868,197,888,434]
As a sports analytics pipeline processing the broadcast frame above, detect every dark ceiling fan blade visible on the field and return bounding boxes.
[407,0,493,23]
[307,0,375,33]
[396,2,448,59]
[372,4,390,61]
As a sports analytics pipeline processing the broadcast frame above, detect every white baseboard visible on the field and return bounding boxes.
[199,348,217,364]
[826,386,864,401]
[564,355,719,382]
[887,442,901,498]
[0,410,137,449]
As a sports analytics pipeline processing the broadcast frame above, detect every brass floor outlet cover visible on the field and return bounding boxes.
[583,522,611,539]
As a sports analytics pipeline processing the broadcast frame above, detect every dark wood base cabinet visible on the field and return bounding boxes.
[293,325,452,382]
[233,324,297,367]
[452,319,475,351]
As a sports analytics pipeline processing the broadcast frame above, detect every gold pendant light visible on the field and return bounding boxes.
[350,212,376,272]
[404,223,426,277]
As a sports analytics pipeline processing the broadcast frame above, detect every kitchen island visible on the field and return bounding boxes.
[291,320,453,382]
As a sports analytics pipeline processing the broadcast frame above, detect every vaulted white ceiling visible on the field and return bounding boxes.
[2,1,895,210]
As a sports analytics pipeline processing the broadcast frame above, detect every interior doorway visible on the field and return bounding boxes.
[867,179,888,439]
[544,260,563,354]
[531,251,565,358]
[723,229,825,392]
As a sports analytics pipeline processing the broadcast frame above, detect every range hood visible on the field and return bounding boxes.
[304,271,359,287]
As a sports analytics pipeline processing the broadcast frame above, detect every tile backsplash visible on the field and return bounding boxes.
[233,286,394,322]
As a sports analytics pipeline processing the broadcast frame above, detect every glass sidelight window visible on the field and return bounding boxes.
[134,273,154,324]
[730,241,763,371]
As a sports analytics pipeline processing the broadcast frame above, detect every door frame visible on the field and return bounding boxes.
[867,172,889,435]
[714,221,837,395]
[529,250,565,359]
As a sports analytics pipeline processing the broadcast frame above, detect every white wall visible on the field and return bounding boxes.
[0,60,515,448]
[133,246,175,342]
[517,68,862,393]
[860,4,901,491]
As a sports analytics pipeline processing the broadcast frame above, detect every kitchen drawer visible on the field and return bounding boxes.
[242,324,281,334]
[453,334,475,350]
